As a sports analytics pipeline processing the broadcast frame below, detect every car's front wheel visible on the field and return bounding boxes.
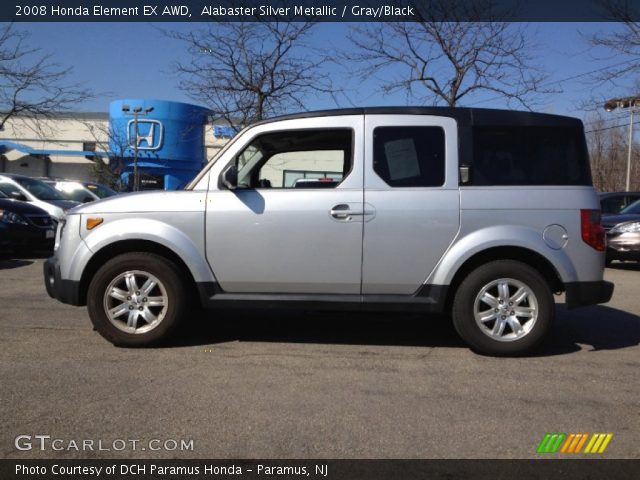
[87,252,187,347]
[452,260,554,356]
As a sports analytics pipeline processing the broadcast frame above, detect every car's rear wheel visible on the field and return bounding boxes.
[452,260,554,356]
[87,252,187,347]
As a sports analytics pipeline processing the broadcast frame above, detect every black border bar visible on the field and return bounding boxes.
[2,459,638,480]
[4,0,640,22]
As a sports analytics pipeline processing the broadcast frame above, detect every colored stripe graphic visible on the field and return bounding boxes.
[537,433,566,453]
[560,433,589,453]
[585,433,613,453]
[538,432,612,454]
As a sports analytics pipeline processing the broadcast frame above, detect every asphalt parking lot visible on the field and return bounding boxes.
[0,257,638,459]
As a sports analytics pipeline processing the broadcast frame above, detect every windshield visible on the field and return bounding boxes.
[185,125,249,190]
[620,199,640,215]
[13,176,64,201]
[85,183,116,198]
[0,182,24,198]
[0,190,7,198]
[57,186,93,202]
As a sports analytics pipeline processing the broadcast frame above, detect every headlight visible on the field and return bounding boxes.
[1,211,29,225]
[609,221,640,234]
[54,218,66,251]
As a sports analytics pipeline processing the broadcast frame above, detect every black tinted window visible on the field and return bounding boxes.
[373,127,445,187]
[600,196,627,214]
[472,126,591,186]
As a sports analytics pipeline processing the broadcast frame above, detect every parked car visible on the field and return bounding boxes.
[0,190,56,253]
[44,107,613,356]
[0,174,80,223]
[41,179,100,203]
[599,191,640,214]
[602,199,640,264]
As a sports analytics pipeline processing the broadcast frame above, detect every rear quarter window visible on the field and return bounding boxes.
[471,126,591,186]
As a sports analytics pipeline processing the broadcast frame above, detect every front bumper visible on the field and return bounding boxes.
[0,224,55,251]
[43,256,83,306]
[564,281,614,309]
[606,232,640,260]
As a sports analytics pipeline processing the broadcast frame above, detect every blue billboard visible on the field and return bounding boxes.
[109,99,210,190]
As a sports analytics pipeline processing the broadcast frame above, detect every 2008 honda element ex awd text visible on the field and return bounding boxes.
[44,107,614,356]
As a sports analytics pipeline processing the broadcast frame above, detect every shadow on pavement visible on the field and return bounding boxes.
[607,262,640,272]
[178,309,463,349]
[0,258,34,270]
[171,303,639,356]
[537,304,640,356]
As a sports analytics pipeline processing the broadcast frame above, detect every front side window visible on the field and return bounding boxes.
[373,127,445,187]
[233,129,352,189]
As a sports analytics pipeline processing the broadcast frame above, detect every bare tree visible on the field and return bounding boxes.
[345,0,549,108]
[167,21,333,129]
[82,120,128,190]
[0,23,93,134]
[586,113,626,192]
[587,0,640,86]
[585,113,634,191]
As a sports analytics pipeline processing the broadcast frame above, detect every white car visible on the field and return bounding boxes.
[41,179,118,203]
[42,180,100,203]
[0,174,80,223]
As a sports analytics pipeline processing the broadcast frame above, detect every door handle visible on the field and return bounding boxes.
[330,204,364,219]
[330,204,376,220]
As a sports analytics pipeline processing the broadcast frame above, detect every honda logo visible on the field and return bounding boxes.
[127,119,163,151]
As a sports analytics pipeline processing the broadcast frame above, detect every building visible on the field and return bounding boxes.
[1,99,348,190]
[0,99,230,189]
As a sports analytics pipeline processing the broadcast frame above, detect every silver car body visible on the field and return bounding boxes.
[48,109,607,311]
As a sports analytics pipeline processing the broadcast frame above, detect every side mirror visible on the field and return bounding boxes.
[83,196,94,203]
[459,165,472,185]
[10,191,27,202]
[221,164,238,190]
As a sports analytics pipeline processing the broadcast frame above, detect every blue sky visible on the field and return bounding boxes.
[16,22,636,124]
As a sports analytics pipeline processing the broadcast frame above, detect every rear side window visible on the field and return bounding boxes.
[600,196,627,214]
[471,126,591,186]
[373,127,445,187]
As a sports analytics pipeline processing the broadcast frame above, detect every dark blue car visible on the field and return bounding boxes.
[0,190,56,254]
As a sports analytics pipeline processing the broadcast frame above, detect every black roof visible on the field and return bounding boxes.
[257,107,583,128]
[599,191,640,197]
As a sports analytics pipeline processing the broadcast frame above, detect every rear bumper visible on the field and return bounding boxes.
[564,281,614,309]
[43,257,83,306]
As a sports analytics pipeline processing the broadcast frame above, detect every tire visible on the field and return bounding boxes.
[452,260,554,356]
[87,252,188,347]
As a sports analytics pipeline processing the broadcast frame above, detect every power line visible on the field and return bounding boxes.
[585,122,631,133]
[466,58,640,107]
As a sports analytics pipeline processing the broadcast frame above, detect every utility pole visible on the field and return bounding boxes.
[121,104,154,191]
[604,96,640,192]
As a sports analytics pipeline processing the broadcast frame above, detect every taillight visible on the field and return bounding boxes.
[580,209,605,251]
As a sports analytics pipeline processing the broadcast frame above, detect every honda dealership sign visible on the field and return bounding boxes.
[109,99,210,190]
